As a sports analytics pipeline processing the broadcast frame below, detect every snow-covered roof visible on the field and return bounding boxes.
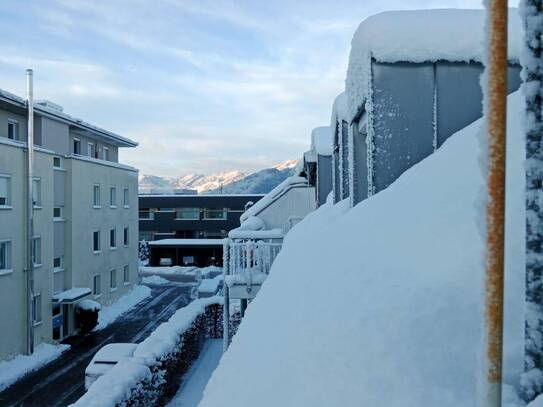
[198,279,221,294]
[240,176,309,222]
[228,228,284,240]
[199,91,526,407]
[310,126,332,156]
[0,87,137,147]
[303,150,317,164]
[148,239,224,246]
[52,287,91,303]
[330,92,348,127]
[346,8,523,120]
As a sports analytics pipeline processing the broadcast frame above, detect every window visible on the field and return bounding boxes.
[32,178,41,208]
[0,175,11,207]
[32,293,42,324]
[53,206,63,219]
[93,230,101,252]
[53,156,62,169]
[7,119,19,140]
[203,208,227,220]
[123,227,129,246]
[123,187,129,208]
[0,240,11,272]
[87,142,95,158]
[93,184,101,207]
[156,208,174,212]
[176,208,200,220]
[103,146,109,161]
[73,138,81,155]
[110,268,117,290]
[123,265,129,284]
[53,256,64,270]
[93,274,101,296]
[139,209,154,220]
[32,236,41,267]
[110,228,116,249]
[110,186,117,207]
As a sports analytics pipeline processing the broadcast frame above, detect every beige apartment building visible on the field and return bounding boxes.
[0,89,139,359]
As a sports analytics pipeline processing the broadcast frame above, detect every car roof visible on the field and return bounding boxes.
[91,343,137,363]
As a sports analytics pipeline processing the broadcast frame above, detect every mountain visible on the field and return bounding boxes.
[138,160,298,195]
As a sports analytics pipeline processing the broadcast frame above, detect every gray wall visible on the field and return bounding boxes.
[332,123,341,203]
[351,118,368,205]
[316,155,332,207]
[340,121,350,200]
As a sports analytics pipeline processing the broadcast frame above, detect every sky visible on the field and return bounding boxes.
[0,0,494,176]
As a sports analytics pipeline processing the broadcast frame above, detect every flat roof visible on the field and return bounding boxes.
[149,238,224,247]
[52,287,92,303]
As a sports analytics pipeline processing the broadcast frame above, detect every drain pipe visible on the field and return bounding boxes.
[26,69,35,355]
[483,2,508,406]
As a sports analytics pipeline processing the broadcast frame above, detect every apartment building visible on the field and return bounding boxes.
[0,89,139,359]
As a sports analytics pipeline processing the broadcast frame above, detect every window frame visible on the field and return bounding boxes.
[203,208,228,220]
[110,268,117,291]
[0,239,12,274]
[93,230,101,253]
[93,274,102,297]
[32,236,42,268]
[7,119,19,140]
[32,177,42,208]
[87,142,94,158]
[32,292,42,325]
[53,255,64,271]
[110,228,117,250]
[176,207,200,220]
[53,206,64,220]
[53,156,63,169]
[93,184,101,208]
[123,187,129,208]
[73,138,81,155]
[123,264,130,285]
[103,146,109,161]
[123,226,129,247]
[0,174,11,208]
[109,186,117,208]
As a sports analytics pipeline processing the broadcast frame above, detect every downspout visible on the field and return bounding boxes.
[26,69,35,355]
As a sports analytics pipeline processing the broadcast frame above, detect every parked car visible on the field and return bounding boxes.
[85,343,138,390]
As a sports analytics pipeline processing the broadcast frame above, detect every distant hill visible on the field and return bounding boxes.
[139,160,298,195]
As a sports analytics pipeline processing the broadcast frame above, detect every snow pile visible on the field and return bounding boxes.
[95,286,151,330]
[199,91,525,407]
[71,296,223,407]
[330,92,348,125]
[0,343,70,391]
[346,8,523,120]
[141,275,170,285]
[198,279,221,295]
[238,216,266,231]
[311,126,332,156]
[240,176,309,222]
[77,299,101,312]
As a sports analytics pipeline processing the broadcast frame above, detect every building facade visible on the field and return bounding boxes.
[0,89,139,359]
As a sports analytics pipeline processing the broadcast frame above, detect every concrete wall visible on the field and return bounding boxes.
[66,157,138,306]
[0,140,54,359]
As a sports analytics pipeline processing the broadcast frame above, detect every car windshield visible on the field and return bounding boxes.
[94,361,117,365]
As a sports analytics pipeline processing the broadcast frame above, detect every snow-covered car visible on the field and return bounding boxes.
[85,343,138,390]
[198,278,223,298]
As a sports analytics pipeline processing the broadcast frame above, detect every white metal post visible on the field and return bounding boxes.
[223,239,230,353]
[26,69,35,355]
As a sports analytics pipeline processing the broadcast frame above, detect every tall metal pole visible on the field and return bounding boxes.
[222,238,230,353]
[484,2,508,406]
[26,69,35,355]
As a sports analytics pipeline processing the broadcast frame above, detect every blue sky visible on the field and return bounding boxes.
[0,0,489,176]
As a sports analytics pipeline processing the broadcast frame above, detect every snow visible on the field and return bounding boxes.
[166,339,223,407]
[140,265,198,275]
[77,299,101,312]
[71,296,223,407]
[148,239,223,246]
[330,92,348,125]
[240,176,309,222]
[199,91,526,407]
[141,275,170,285]
[85,343,138,376]
[0,343,70,392]
[228,228,283,240]
[311,126,332,156]
[95,285,151,330]
[52,287,92,302]
[528,395,543,407]
[238,216,266,231]
[346,8,523,120]
[198,279,221,295]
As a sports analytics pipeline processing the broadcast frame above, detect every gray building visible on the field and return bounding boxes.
[0,89,139,359]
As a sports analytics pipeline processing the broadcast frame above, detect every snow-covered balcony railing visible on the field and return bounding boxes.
[223,228,283,300]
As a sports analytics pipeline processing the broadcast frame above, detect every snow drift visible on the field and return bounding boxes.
[199,91,525,406]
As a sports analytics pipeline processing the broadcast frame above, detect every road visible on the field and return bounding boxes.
[0,283,195,407]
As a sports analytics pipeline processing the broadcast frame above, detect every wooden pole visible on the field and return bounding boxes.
[484,1,508,406]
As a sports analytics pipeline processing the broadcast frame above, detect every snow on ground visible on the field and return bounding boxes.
[166,339,223,407]
[199,92,526,407]
[141,275,170,285]
[0,343,70,391]
[95,285,151,330]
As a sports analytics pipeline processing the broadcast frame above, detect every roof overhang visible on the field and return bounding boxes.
[52,287,92,304]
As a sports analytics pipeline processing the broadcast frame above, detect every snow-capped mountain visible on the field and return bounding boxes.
[139,160,298,195]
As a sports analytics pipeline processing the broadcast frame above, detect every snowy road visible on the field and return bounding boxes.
[167,339,223,407]
[0,283,195,407]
